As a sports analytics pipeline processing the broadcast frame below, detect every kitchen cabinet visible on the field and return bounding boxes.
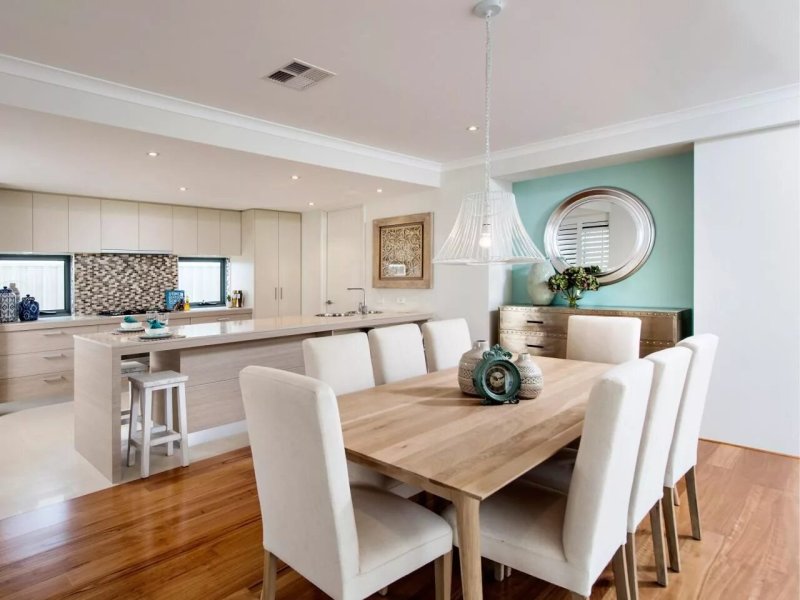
[278,212,302,315]
[101,200,139,251]
[0,190,33,252]
[220,210,242,256]
[33,194,69,253]
[68,197,102,253]
[138,203,173,253]
[197,209,221,255]
[232,210,302,318]
[172,206,198,255]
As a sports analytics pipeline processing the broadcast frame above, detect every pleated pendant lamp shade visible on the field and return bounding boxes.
[434,0,545,266]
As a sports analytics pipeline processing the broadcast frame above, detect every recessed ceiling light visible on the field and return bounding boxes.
[179,186,188,192]
[291,175,300,180]
[376,188,383,193]
[308,202,315,206]
[147,151,159,157]
[466,125,479,132]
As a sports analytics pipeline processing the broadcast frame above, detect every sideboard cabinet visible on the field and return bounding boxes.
[498,305,692,359]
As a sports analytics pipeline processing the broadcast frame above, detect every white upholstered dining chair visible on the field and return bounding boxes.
[302,333,399,492]
[420,318,472,371]
[522,347,692,598]
[443,359,654,600]
[368,324,428,385]
[662,334,719,573]
[240,366,453,600]
[567,315,642,364]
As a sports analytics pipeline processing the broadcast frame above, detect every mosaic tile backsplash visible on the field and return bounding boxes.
[73,254,178,315]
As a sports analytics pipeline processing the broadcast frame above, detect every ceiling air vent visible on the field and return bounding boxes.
[263,60,335,91]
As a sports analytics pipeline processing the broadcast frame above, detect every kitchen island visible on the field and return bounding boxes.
[73,312,432,482]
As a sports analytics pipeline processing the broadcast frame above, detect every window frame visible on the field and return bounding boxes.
[177,257,227,307]
[0,254,72,317]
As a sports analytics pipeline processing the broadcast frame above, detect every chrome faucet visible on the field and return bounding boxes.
[347,287,368,315]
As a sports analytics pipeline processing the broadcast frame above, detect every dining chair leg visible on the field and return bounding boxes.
[453,494,482,600]
[612,545,631,600]
[673,485,680,506]
[493,562,505,582]
[649,502,668,587]
[686,466,702,540]
[260,550,277,600]
[378,587,388,596]
[435,550,453,600]
[662,486,681,573]
[625,532,639,600]
[505,565,512,577]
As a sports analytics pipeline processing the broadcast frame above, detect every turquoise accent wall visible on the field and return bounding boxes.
[511,152,694,308]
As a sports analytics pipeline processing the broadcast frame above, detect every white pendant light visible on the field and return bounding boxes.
[434,0,545,265]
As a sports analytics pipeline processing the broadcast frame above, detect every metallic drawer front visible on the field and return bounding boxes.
[0,370,73,403]
[0,325,98,356]
[499,331,567,358]
[0,349,74,379]
[499,308,570,335]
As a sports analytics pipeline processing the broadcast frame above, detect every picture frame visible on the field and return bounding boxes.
[372,212,432,289]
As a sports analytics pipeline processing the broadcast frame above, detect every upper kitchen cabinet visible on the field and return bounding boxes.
[0,190,33,252]
[197,208,221,255]
[68,197,102,253]
[138,203,173,253]
[220,210,242,256]
[32,194,69,253]
[172,206,198,255]
[101,199,139,251]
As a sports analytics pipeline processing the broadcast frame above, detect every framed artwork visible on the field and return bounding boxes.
[372,212,432,289]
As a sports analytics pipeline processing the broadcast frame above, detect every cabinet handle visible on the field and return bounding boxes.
[526,320,544,324]
[526,343,545,349]
[280,287,283,300]
[42,376,66,384]
[274,287,278,300]
[216,317,230,322]
[41,331,65,337]
[42,353,65,359]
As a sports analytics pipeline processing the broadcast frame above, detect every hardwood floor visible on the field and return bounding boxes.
[0,441,796,600]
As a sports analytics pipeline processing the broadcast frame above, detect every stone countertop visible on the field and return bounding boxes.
[0,307,253,332]
[73,311,433,354]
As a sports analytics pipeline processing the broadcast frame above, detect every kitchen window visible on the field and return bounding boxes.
[177,258,226,306]
[0,255,72,316]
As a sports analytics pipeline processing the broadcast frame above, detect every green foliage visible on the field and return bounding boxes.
[547,266,601,307]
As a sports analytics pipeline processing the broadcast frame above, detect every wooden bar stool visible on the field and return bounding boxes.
[120,360,148,426]
[126,370,189,478]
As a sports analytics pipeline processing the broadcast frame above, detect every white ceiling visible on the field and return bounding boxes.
[0,105,426,210]
[0,0,796,163]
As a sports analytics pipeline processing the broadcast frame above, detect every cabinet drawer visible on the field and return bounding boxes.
[499,331,567,358]
[190,315,236,325]
[0,349,74,378]
[0,325,98,356]
[499,308,570,334]
[0,370,73,403]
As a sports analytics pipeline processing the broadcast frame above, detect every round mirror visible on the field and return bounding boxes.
[544,187,655,285]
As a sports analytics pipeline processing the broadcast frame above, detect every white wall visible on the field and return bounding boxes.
[301,210,326,315]
[694,125,800,456]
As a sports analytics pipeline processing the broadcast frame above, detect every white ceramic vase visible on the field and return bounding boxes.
[515,352,544,400]
[527,260,556,306]
[458,340,490,396]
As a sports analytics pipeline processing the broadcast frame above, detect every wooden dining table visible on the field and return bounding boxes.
[337,355,611,600]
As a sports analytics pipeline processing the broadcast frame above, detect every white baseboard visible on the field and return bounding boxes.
[188,420,248,446]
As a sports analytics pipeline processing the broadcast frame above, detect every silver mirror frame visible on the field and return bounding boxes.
[544,187,655,285]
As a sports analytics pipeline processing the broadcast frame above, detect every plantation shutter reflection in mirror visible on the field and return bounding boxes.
[557,212,610,270]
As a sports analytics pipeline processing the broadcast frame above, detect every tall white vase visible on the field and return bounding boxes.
[526,260,556,306]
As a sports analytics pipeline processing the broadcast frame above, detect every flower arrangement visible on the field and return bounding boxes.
[547,266,601,308]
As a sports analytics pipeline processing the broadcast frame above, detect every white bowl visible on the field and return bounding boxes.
[120,320,142,330]
[143,326,171,336]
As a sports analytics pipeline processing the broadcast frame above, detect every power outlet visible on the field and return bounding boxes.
[396,297,406,305]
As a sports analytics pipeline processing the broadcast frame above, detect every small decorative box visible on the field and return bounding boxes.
[165,289,185,311]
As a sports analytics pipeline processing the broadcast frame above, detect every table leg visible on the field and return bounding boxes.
[454,494,483,600]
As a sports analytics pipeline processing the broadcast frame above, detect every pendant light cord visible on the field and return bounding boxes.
[484,14,492,195]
